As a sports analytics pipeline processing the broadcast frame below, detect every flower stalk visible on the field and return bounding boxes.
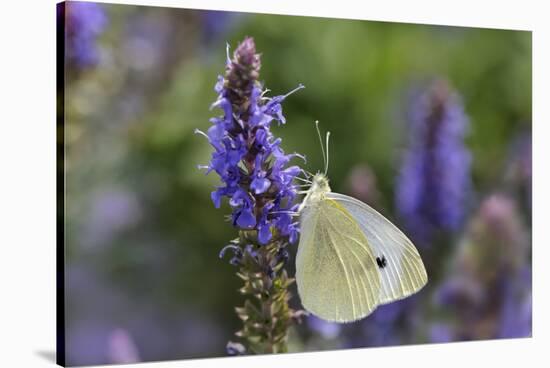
[232,232,297,353]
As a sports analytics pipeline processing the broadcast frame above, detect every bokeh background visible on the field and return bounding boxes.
[59,1,532,366]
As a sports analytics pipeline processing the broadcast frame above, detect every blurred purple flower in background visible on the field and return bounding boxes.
[504,131,532,209]
[345,164,381,207]
[65,2,107,68]
[498,267,532,338]
[83,189,142,248]
[431,193,531,341]
[349,296,419,348]
[308,316,341,340]
[429,323,453,343]
[123,13,172,72]
[434,274,485,309]
[64,2,108,69]
[396,80,471,246]
[107,328,140,364]
[201,11,238,44]
[65,263,226,365]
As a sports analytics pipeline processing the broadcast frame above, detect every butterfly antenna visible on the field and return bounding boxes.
[315,121,327,174]
[324,131,331,175]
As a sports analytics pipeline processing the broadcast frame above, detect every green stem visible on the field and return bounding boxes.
[232,230,300,354]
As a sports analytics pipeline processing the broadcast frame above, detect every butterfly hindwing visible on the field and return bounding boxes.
[296,197,381,322]
[327,192,428,304]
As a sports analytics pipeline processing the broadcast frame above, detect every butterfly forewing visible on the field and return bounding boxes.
[296,198,381,322]
[327,192,428,304]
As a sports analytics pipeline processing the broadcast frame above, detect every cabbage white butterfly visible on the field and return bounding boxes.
[295,122,428,323]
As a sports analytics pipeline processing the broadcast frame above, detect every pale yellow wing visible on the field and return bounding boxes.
[296,198,381,322]
[327,193,428,304]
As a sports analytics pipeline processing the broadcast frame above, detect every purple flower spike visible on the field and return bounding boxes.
[395,80,471,246]
[63,2,108,69]
[200,37,304,246]
[199,38,306,354]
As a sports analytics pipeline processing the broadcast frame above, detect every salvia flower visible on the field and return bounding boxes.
[395,80,471,245]
[197,37,305,354]
[64,2,108,69]
[198,37,304,246]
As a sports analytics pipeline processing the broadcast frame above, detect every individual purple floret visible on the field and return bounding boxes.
[198,37,304,246]
[395,80,471,245]
[64,2,108,68]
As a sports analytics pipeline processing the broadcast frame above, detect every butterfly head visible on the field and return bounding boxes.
[299,122,332,211]
[311,172,331,194]
[299,173,331,211]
